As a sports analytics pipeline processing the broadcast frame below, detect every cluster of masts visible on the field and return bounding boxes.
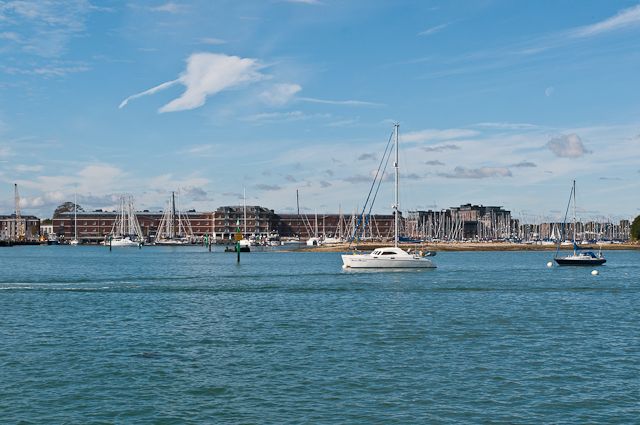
[102,192,194,246]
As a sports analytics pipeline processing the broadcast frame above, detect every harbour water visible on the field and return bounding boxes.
[1,246,639,423]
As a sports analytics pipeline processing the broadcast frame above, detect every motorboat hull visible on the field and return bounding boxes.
[555,257,606,266]
[341,248,436,269]
[103,237,141,247]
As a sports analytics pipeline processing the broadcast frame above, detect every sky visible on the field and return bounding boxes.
[0,0,639,222]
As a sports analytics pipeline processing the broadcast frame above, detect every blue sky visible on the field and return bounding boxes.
[1,0,639,222]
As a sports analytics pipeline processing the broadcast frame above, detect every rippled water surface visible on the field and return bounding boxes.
[1,246,639,423]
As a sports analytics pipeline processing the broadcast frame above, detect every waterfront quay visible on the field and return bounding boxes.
[1,202,634,245]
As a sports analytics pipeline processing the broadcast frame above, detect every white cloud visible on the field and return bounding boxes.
[404,128,479,142]
[438,166,512,179]
[119,53,267,112]
[298,97,382,107]
[200,37,226,45]
[259,83,302,106]
[282,0,322,4]
[545,86,554,97]
[571,4,640,38]
[0,0,93,58]
[240,110,308,123]
[150,2,185,13]
[0,31,21,42]
[418,23,449,36]
[181,144,218,156]
[78,164,123,182]
[475,122,538,130]
[546,134,592,158]
[14,164,43,173]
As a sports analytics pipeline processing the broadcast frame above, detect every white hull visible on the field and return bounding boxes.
[104,237,140,247]
[342,247,436,269]
[306,237,321,246]
[154,238,191,246]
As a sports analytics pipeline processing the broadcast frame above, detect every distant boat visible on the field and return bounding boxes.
[103,195,144,247]
[554,180,605,266]
[342,124,436,269]
[70,191,80,245]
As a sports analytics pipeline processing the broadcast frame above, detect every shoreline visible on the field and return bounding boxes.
[296,241,640,252]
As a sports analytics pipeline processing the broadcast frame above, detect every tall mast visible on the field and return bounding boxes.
[243,187,247,236]
[171,191,176,238]
[14,183,24,240]
[74,190,77,240]
[572,179,576,245]
[394,123,399,248]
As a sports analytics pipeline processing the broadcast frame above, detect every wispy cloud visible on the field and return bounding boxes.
[150,2,186,13]
[181,186,209,201]
[282,0,322,4]
[475,122,538,130]
[240,111,308,123]
[404,128,479,142]
[357,153,377,161]
[119,53,268,112]
[255,184,282,191]
[327,118,359,127]
[511,161,537,168]
[299,97,383,107]
[181,144,218,157]
[546,134,591,158]
[438,166,512,179]
[418,23,449,36]
[14,164,43,173]
[0,1,94,58]
[421,144,460,153]
[200,37,227,45]
[343,174,372,183]
[1,62,90,77]
[571,4,640,38]
[425,160,445,166]
[260,83,302,106]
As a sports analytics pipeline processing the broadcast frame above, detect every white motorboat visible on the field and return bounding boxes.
[342,247,436,269]
[342,124,436,270]
[107,236,141,247]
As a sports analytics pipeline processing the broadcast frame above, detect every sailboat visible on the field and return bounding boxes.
[554,180,605,266]
[154,191,194,245]
[341,124,436,269]
[103,195,144,247]
[306,212,322,246]
[69,191,80,245]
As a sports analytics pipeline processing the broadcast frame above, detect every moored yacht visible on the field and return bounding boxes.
[554,180,606,266]
[341,124,436,270]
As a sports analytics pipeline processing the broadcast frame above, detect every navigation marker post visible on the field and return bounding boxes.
[235,219,242,263]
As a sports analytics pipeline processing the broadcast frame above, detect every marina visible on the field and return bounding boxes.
[2,1,640,423]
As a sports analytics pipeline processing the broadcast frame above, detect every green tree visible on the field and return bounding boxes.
[53,202,84,217]
[631,215,640,242]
